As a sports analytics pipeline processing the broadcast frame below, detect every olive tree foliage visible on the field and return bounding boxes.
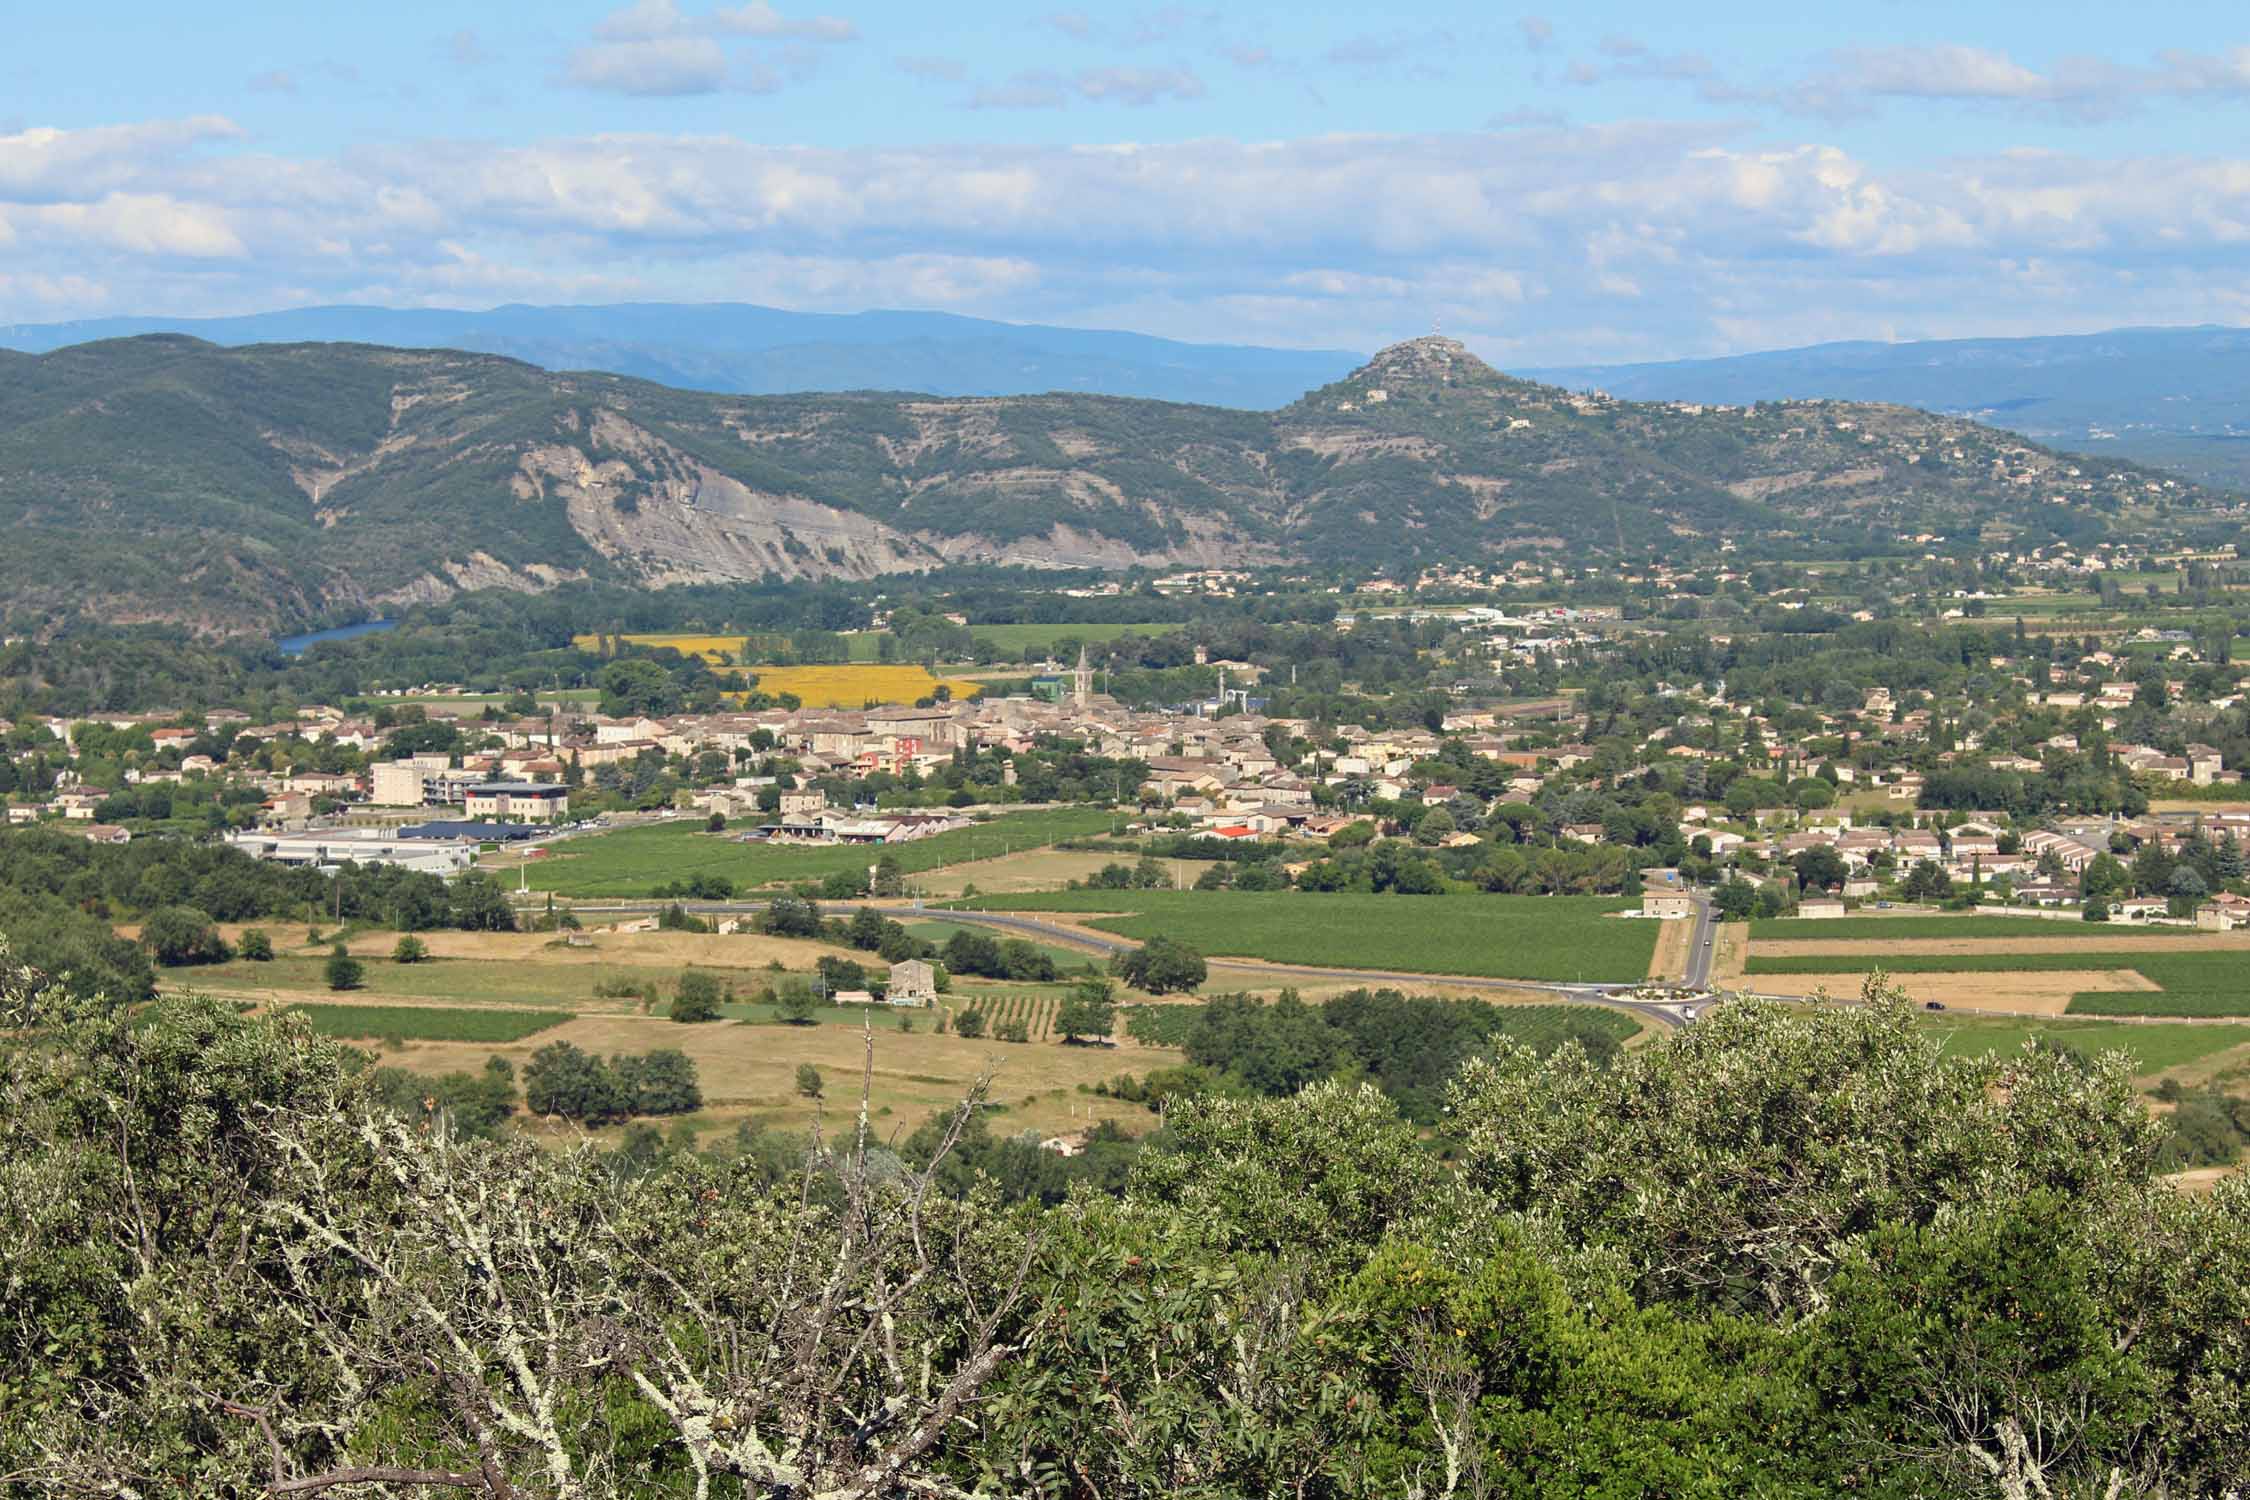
[0,977,1042,1500]
[1444,976,2166,1318]
[8,940,2250,1499]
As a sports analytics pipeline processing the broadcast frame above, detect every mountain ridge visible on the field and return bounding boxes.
[0,301,1364,411]
[0,333,2227,634]
[1523,324,2250,490]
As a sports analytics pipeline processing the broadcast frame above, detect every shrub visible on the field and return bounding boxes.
[324,946,366,992]
[391,936,430,964]
[672,969,724,1023]
[141,906,229,967]
[954,1008,986,1039]
[774,978,820,1025]
[1113,935,1208,995]
[795,1063,824,1099]
[237,928,275,962]
[1056,976,1116,1044]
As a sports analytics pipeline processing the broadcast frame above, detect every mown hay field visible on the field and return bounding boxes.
[951,891,1655,984]
[1744,947,2250,1018]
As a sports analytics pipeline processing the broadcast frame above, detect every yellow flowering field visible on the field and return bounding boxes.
[725,665,984,709]
[570,632,746,664]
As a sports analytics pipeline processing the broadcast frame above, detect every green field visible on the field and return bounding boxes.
[522,806,1123,897]
[189,953,730,1008]
[190,954,600,1006]
[1750,916,2210,941]
[2067,953,2250,1017]
[952,891,1654,983]
[283,1004,571,1042]
[965,621,1182,652]
[1921,1016,2250,1075]
[1745,951,2221,976]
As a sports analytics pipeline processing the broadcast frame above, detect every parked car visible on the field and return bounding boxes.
[1924,1000,1946,1011]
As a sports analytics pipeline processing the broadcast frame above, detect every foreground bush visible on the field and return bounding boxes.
[3,948,2245,1497]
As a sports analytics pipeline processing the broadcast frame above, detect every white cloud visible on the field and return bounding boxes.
[572,1,852,96]
[896,55,967,82]
[595,0,855,44]
[0,117,243,198]
[712,2,856,42]
[29,193,245,259]
[1074,66,1204,105]
[567,37,732,95]
[1519,16,1553,52]
[12,116,2250,360]
[1778,44,2250,123]
[971,66,1203,109]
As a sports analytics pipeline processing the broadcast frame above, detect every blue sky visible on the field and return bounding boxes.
[4,1,2249,363]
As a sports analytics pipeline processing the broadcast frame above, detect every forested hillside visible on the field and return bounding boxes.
[0,334,2228,632]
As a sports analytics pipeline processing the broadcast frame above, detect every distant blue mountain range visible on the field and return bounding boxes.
[0,302,1364,411]
[1524,325,2250,490]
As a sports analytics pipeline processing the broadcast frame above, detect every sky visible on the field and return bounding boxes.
[4,0,2250,365]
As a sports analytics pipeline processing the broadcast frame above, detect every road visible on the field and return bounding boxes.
[1681,894,1719,989]
[544,897,1699,1029]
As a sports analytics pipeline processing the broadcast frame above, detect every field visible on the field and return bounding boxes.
[390,1010,1158,1140]
[1742,938,2250,1018]
[726,665,985,708]
[950,992,1061,1041]
[515,806,1123,897]
[951,891,1656,983]
[166,916,1171,1139]
[910,847,1147,899]
[1920,1015,2250,1076]
[966,621,1181,652]
[1749,916,2213,941]
[282,1004,571,1043]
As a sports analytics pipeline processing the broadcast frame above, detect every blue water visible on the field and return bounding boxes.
[277,619,397,655]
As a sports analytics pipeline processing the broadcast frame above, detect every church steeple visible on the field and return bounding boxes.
[1072,644,1092,708]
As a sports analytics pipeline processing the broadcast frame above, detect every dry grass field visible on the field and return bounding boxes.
[1648,918,1691,981]
[1748,968,2164,1015]
[910,848,1149,898]
[394,1011,1161,1140]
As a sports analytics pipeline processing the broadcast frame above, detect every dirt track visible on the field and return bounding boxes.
[1648,919,1690,981]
